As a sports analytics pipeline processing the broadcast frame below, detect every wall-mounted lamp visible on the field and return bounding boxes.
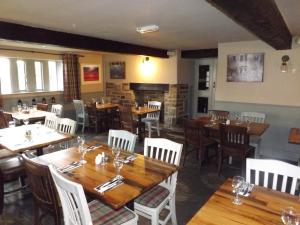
[281,55,289,73]
[143,56,150,63]
[141,56,154,76]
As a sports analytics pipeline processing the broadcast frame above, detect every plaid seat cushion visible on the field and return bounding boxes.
[135,185,170,208]
[89,200,136,225]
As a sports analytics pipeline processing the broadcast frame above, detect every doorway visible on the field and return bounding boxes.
[193,58,217,118]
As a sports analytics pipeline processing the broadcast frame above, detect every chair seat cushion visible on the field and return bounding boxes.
[134,185,170,208]
[88,200,136,225]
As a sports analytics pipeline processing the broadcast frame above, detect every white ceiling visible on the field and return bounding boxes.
[0,0,299,51]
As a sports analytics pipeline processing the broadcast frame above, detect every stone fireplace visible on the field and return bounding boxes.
[106,82,188,126]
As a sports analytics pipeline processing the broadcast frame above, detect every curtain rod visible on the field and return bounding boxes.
[0,47,84,57]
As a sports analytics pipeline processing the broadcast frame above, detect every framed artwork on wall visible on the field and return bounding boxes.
[227,53,264,82]
[110,61,125,79]
[81,64,101,84]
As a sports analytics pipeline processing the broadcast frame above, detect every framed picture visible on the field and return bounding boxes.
[110,61,125,79]
[81,64,101,84]
[227,53,264,82]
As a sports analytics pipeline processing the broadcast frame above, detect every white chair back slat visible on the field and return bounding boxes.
[241,112,266,123]
[144,138,182,194]
[57,118,77,135]
[146,101,161,120]
[108,129,137,153]
[49,165,92,225]
[246,158,300,195]
[44,114,59,130]
[51,104,63,118]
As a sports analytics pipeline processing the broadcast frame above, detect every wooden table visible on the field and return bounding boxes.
[198,116,270,136]
[38,141,178,209]
[95,103,119,110]
[288,128,300,144]
[187,179,300,225]
[11,110,55,124]
[0,124,73,155]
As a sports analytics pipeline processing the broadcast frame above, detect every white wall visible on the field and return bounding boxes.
[216,40,300,106]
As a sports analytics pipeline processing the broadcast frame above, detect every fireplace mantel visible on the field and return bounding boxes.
[129,83,169,92]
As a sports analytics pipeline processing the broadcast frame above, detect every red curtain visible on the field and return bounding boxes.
[63,54,80,101]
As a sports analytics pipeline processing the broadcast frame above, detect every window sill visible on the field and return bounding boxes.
[2,91,63,99]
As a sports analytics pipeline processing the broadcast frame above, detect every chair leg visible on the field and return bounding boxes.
[147,122,152,138]
[156,121,160,136]
[151,212,159,225]
[170,196,178,225]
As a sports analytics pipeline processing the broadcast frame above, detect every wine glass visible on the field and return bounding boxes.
[281,207,297,225]
[232,176,245,205]
[113,157,124,180]
[23,118,29,126]
[112,147,121,159]
[77,136,86,164]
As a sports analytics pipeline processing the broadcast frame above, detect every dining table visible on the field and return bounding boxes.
[198,116,270,137]
[0,124,73,155]
[187,178,300,225]
[37,140,178,209]
[10,109,55,124]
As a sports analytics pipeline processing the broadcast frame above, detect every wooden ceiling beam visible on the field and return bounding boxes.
[0,21,168,58]
[181,48,218,58]
[206,0,292,50]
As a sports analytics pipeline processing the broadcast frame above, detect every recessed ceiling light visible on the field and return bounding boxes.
[136,25,159,34]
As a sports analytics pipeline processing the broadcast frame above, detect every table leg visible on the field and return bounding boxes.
[36,148,43,156]
[137,115,143,142]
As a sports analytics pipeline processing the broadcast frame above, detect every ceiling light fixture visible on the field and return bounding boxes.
[136,25,159,34]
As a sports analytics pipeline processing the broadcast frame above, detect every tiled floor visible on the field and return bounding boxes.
[0,127,239,225]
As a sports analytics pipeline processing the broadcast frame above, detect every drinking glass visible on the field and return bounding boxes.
[281,207,297,225]
[232,176,245,205]
[112,147,121,159]
[23,118,29,125]
[113,157,124,180]
[77,136,86,164]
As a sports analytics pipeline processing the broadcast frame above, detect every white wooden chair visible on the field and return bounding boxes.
[57,118,76,135]
[141,101,161,138]
[108,129,137,153]
[44,114,59,130]
[73,100,88,133]
[51,104,63,118]
[241,112,266,158]
[246,158,300,195]
[48,165,138,225]
[134,138,183,225]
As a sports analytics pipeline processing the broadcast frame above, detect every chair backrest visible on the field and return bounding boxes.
[37,103,49,111]
[49,165,92,225]
[241,112,266,123]
[220,124,250,149]
[44,114,59,130]
[108,129,137,153]
[119,105,135,132]
[22,154,61,221]
[183,118,207,147]
[144,138,182,194]
[51,104,63,117]
[146,101,161,120]
[246,158,300,195]
[57,118,77,135]
[73,100,85,118]
[0,111,8,129]
[208,110,229,120]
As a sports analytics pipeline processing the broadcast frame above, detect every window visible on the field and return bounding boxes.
[16,60,27,91]
[48,61,63,91]
[34,61,43,90]
[0,58,12,94]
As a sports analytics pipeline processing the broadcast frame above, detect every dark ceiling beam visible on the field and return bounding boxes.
[206,0,292,50]
[181,48,218,58]
[0,21,168,58]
